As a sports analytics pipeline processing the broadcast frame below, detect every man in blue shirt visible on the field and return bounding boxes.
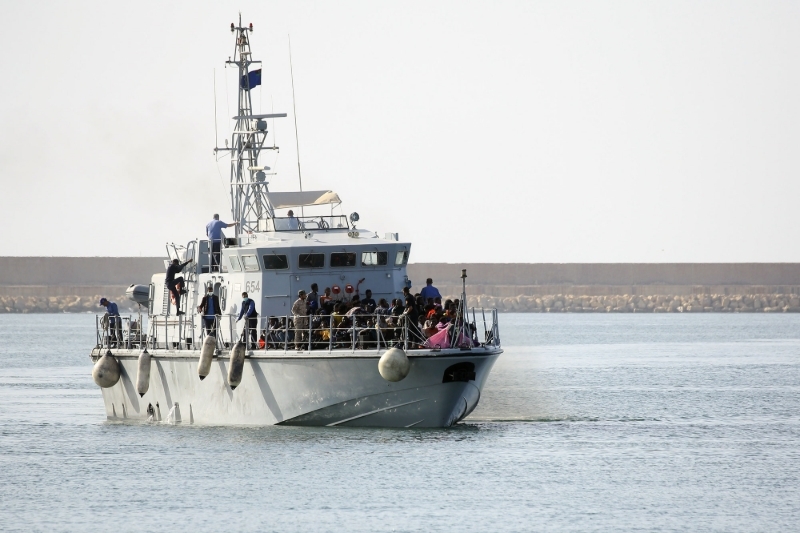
[420,278,442,302]
[99,297,122,347]
[206,214,239,272]
[237,291,259,348]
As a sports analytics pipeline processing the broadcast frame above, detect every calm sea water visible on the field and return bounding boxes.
[1,313,798,532]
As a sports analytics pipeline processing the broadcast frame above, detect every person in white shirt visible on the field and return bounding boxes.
[287,210,300,231]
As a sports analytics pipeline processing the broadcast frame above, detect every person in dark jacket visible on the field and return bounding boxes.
[197,286,222,336]
[237,291,259,348]
[166,258,192,315]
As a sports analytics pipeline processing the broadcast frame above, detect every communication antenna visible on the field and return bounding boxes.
[288,35,304,216]
[213,68,219,148]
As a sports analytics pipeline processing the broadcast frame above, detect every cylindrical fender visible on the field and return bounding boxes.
[228,341,246,390]
[136,350,151,397]
[198,336,216,380]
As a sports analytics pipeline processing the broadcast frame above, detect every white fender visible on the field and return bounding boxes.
[198,336,216,380]
[378,347,411,382]
[136,350,151,397]
[228,341,246,390]
[92,351,121,388]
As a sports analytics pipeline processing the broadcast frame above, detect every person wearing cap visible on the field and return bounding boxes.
[237,291,259,348]
[292,290,308,349]
[286,210,300,231]
[166,258,192,315]
[206,214,239,272]
[99,297,122,347]
[420,278,442,302]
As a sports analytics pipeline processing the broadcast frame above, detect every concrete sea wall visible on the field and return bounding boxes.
[3,257,800,313]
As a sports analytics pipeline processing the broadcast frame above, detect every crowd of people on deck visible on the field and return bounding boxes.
[246,277,479,351]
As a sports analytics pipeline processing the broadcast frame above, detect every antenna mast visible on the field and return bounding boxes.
[214,15,287,236]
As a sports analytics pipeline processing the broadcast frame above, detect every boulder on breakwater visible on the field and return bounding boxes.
[0,294,139,314]
[448,294,800,313]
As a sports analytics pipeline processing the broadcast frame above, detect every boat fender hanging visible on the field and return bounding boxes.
[92,350,121,388]
[136,349,151,397]
[228,341,246,390]
[198,336,216,380]
[378,347,410,382]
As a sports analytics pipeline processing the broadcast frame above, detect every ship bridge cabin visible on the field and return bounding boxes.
[150,190,411,324]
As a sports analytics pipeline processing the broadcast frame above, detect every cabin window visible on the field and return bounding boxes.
[229,256,242,272]
[362,251,388,266]
[299,253,325,268]
[395,250,409,266]
[263,254,289,270]
[330,252,357,267]
[242,255,260,272]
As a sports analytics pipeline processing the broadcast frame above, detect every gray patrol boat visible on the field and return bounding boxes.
[89,17,502,427]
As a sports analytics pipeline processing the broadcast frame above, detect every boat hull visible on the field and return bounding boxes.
[91,348,500,428]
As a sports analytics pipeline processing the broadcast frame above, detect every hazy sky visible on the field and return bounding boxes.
[2,1,799,262]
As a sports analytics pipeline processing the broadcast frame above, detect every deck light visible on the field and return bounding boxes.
[231,23,235,32]
[249,23,253,31]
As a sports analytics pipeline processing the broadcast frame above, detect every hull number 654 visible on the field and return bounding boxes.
[245,281,261,293]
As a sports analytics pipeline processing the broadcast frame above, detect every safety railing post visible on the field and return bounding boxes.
[284,315,289,354]
[308,314,312,352]
[328,317,333,353]
[403,316,408,351]
[351,319,356,353]
[481,307,488,343]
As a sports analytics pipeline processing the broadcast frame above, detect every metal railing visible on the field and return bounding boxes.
[95,313,146,350]
[95,307,500,354]
[266,215,349,232]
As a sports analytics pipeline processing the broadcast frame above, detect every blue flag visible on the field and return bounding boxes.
[240,69,262,90]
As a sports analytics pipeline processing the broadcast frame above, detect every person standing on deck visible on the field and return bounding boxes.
[420,278,442,302]
[197,286,222,337]
[307,283,320,312]
[237,292,259,348]
[286,210,300,230]
[206,214,239,272]
[292,290,309,350]
[166,258,191,315]
[99,297,122,347]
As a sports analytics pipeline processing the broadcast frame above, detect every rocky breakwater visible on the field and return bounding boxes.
[0,295,138,314]
[456,294,800,313]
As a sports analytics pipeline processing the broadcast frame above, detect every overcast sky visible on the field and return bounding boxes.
[1,1,799,262]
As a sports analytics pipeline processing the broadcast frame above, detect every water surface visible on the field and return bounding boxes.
[1,314,798,532]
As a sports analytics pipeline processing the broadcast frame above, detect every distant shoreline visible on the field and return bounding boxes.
[2,258,800,313]
[1,293,797,314]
